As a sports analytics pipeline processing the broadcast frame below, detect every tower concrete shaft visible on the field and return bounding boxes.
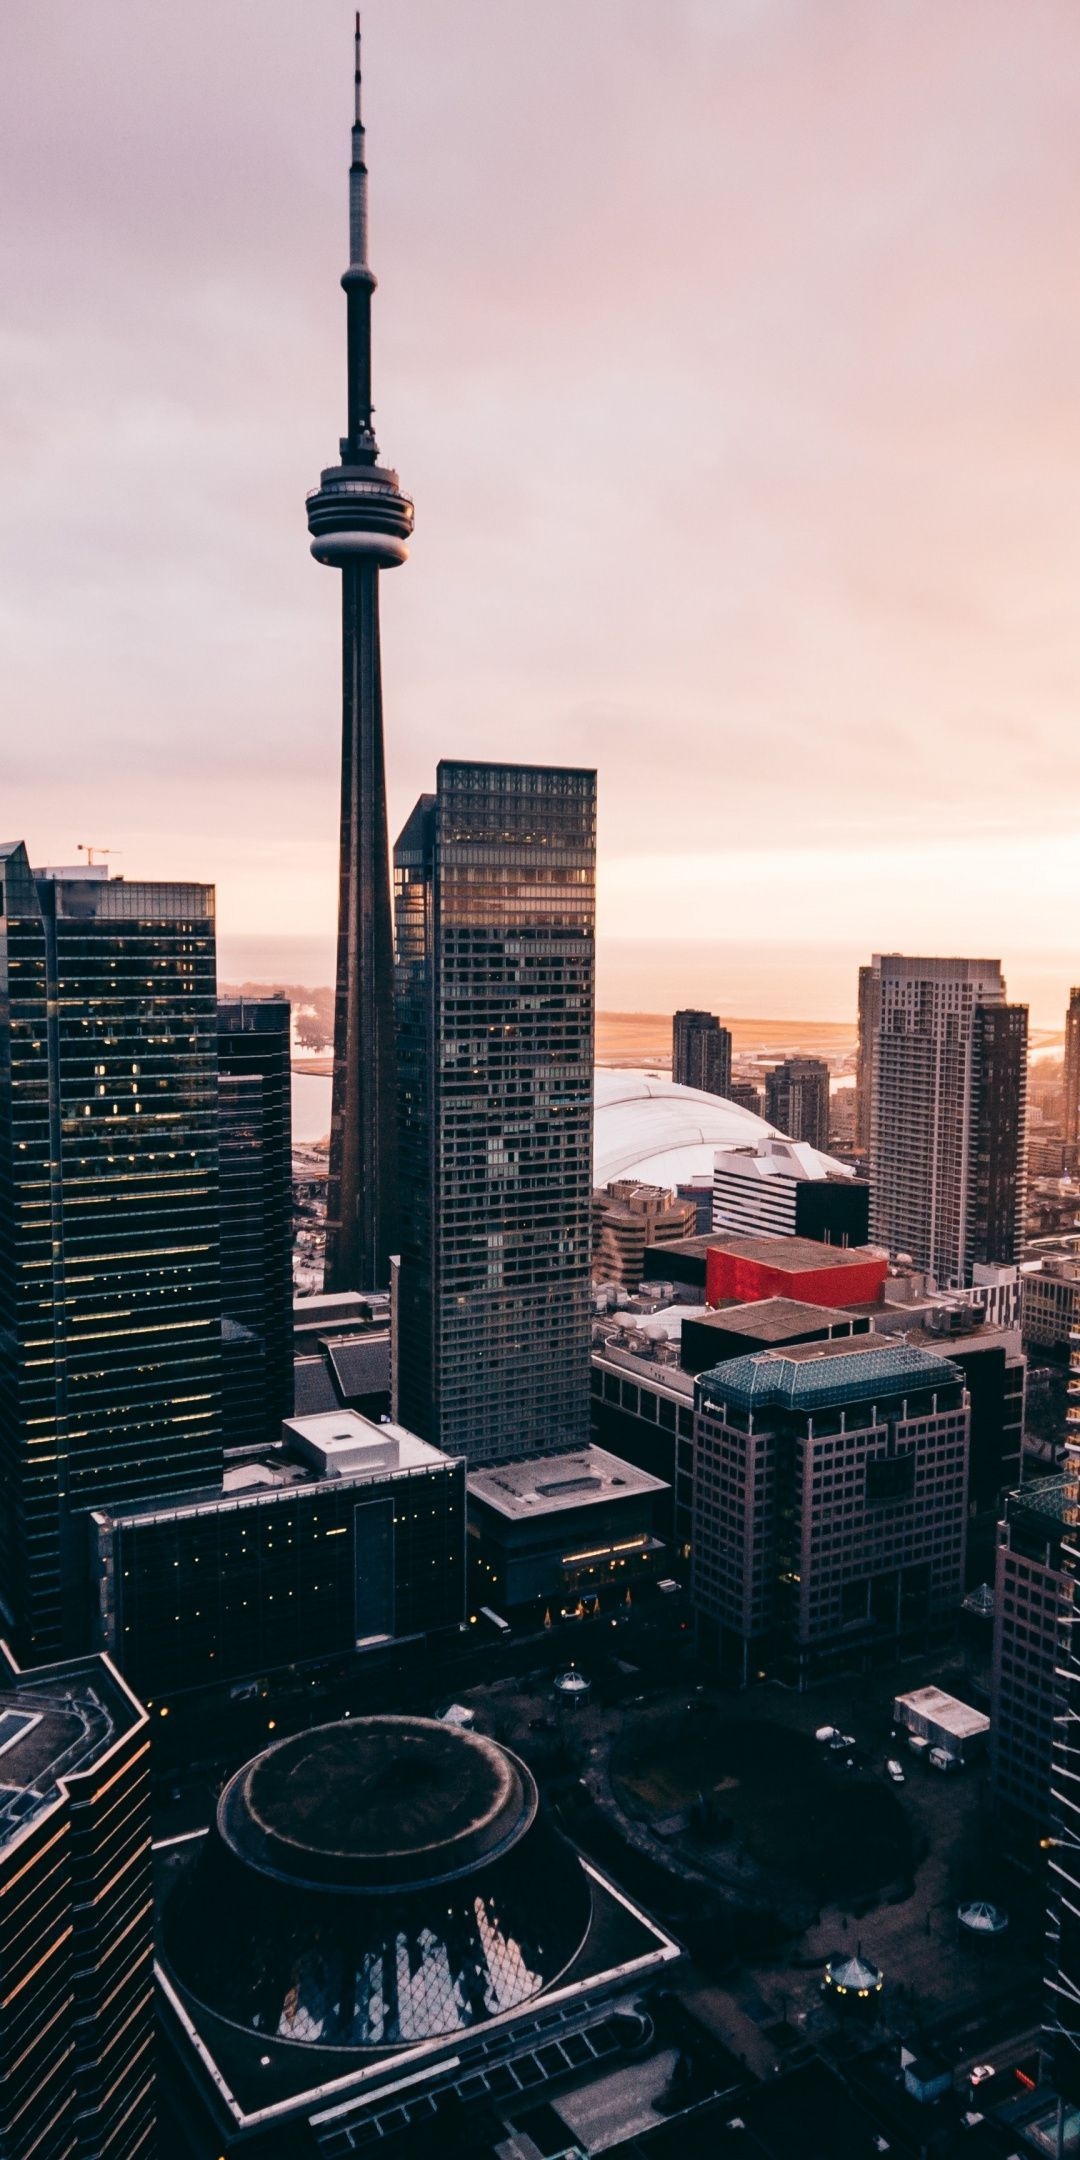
[307,18,413,1290]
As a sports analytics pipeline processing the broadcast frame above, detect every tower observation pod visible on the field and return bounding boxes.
[306,17,414,1292]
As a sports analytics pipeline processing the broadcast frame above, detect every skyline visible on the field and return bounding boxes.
[6,2,1080,1016]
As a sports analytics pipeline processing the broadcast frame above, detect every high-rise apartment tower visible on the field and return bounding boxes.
[672,1010,732,1099]
[764,1056,831,1153]
[395,761,596,1465]
[854,962,879,1155]
[1065,986,1080,1147]
[307,21,413,1293]
[0,845,221,1663]
[867,954,1027,1289]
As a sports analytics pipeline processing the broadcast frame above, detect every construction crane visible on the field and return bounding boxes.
[77,844,114,867]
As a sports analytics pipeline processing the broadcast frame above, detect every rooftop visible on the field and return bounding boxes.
[697,1335,963,1416]
[96,1412,455,1529]
[0,1646,145,1856]
[468,1444,668,1520]
[593,1068,776,1188]
[1005,1471,1077,1530]
[714,1138,860,1186]
[685,1297,859,1344]
[711,1234,882,1272]
[893,1686,990,1740]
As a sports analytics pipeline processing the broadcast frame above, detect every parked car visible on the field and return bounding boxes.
[928,1746,959,1773]
[885,1759,906,1784]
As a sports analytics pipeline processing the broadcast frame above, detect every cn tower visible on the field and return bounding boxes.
[307,17,413,1291]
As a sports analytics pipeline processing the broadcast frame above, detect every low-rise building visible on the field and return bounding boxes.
[712,1137,870,1245]
[91,1411,465,1699]
[590,1335,697,1552]
[591,1179,697,1289]
[1022,1254,1080,1351]
[466,1445,668,1620]
[691,1336,969,1687]
[991,1475,1072,1835]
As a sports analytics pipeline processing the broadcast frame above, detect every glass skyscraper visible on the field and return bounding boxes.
[0,844,221,1661]
[218,998,294,1449]
[394,761,596,1465]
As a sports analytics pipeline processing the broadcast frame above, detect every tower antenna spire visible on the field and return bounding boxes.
[349,12,369,276]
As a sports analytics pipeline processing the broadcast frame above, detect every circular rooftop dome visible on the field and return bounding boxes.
[593,1069,776,1189]
[164,1716,592,2053]
[958,1899,1009,1936]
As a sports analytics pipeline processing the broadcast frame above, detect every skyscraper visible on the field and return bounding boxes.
[854,961,879,1155]
[764,1055,831,1152]
[867,954,1027,1288]
[1065,985,1080,1147]
[395,761,596,1465]
[672,1009,732,1098]
[218,999,294,1449]
[0,844,222,1663]
[0,1642,155,2160]
[307,20,413,1294]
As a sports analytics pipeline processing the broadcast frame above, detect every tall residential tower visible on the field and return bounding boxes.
[307,21,413,1292]
[867,954,1027,1288]
[394,761,597,1465]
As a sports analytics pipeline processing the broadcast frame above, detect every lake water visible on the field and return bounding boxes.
[292,1069,332,1145]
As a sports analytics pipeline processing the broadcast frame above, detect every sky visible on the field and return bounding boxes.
[4,1,1080,1022]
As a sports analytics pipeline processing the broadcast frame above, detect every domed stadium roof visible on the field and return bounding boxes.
[163,1717,592,2053]
[593,1069,778,1188]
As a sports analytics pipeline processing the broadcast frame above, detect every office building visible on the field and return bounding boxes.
[466,1444,668,1618]
[395,760,596,1465]
[691,1337,969,1686]
[990,1476,1070,1835]
[0,844,221,1665]
[218,999,294,1449]
[0,1642,154,2160]
[91,1409,464,1700]
[712,1136,870,1245]
[704,1233,887,1308]
[672,1009,732,1098]
[1023,1254,1080,1351]
[764,1056,831,1153]
[592,1179,696,1288]
[306,23,414,1293]
[867,954,1027,1287]
[156,1715,678,2155]
[1066,987,1080,1147]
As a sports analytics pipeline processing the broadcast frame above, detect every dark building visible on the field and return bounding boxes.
[672,1009,732,1098]
[691,1337,969,1686]
[307,23,414,1294]
[91,1410,464,1701]
[854,961,879,1156]
[729,1080,763,1116]
[1066,987,1080,1148]
[0,1642,154,2160]
[395,760,596,1465]
[217,999,294,1449]
[1046,1448,1080,2101]
[991,1475,1070,1838]
[589,1341,697,1552]
[764,1056,831,1153]
[680,1297,868,1374]
[156,1715,679,2155]
[971,1000,1028,1265]
[466,1444,668,1618]
[712,1136,870,1246]
[0,845,221,1664]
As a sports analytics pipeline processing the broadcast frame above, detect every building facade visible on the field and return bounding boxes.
[764,1056,831,1153]
[711,1137,869,1246]
[91,1411,465,1700]
[395,760,596,1465]
[1066,987,1080,1148]
[466,1445,668,1618]
[1022,1255,1080,1351]
[0,844,221,1664]
[990,1476,1070,1835]
[854,962,879,1156]
[672,1010,732,1099]
[0,1643,154,2160]
[218,999,294,1449]
[307,23,414,1294]
[592,1180,696,1288]
[867,954,1027,1288]
[691,1337,969,1687]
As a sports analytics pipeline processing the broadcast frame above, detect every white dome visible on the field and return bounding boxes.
[593,1068,779,1189]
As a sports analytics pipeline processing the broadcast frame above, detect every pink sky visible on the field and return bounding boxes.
[4,1,1080,1021]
